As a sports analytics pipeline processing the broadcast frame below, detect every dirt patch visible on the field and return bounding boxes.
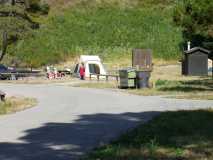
[151,64,205,81]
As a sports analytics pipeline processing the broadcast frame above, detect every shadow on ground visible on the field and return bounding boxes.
[85,110,213,160]
[0,111,159,160]
[158,79,213,92]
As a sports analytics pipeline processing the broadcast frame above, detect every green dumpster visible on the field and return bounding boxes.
[119,68,136,88]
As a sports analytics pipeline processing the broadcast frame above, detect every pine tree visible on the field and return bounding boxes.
[0,0,49,61]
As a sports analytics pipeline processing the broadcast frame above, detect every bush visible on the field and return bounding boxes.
[155,79,169,87]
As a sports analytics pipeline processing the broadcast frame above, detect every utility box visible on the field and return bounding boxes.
[119,68,136,88]
[182,47,211,76]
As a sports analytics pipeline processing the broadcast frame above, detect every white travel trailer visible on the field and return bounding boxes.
[73,55,107,78]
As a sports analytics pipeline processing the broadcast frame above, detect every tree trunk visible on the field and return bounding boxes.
[0,31,7,62]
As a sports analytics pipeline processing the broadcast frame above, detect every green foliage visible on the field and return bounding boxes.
[155,79,170,87]
[15,4,183,67]
[0,4,32,43]
[173,0,213,44]
[27,0,50,14]
[85,110,213,160]
[0,0,49,62]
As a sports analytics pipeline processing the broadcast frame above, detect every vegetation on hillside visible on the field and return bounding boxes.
[9,0,183,67]
[2,0,212,68]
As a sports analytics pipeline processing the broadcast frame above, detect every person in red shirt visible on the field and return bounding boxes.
[79,63,85,80]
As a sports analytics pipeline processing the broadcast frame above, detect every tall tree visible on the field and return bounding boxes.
[173,0,213,47]
[0,31,7,61]
[0,0,49,61]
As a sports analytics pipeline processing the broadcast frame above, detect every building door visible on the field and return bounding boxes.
[188,53,208,76]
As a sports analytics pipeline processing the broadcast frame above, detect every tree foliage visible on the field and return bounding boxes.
[0,0,49,62]
[173,0,213,46]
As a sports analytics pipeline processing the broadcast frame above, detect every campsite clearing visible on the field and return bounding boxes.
[74,64,213,100]
[0,84,212,160]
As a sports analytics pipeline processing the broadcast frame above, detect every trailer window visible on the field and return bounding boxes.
[74,64,79,73]
[89,64,100,74]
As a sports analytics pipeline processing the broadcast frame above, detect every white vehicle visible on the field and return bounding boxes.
[73,55,107,78]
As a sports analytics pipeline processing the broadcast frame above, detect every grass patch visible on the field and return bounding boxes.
[1,77,78,85]
[130,78,213,100]
[76,78,213,100]
[73,81,118,89]
[73,65,213,100]
[83,109,213,160]
[170,93,213,100]
[0,97,37,115]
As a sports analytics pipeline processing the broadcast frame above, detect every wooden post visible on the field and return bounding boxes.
[90,74,92,80]
[97,75,100,81]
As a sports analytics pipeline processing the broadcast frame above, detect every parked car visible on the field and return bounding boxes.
[0,64,43,80]
[0,64,17,80]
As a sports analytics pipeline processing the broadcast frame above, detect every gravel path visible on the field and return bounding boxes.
[0,84,213,160]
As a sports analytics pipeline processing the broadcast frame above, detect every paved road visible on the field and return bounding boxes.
[0,84,213,160]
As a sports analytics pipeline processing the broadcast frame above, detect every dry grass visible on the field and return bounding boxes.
[72,81,118,89]
[127,88,168,96]
[169,92,213,100]
[0,97,37,115]
[150,64,207,81]
[0,76,78,85]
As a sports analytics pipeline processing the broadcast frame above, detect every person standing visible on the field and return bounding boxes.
[79,63,85,80]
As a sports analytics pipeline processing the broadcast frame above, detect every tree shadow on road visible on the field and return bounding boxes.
[0,111,159,160]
